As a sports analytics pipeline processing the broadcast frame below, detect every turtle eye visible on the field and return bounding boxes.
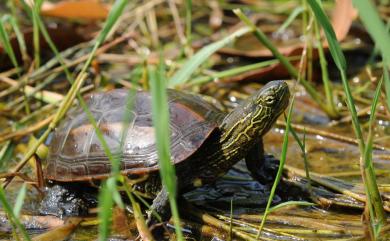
[264,95,275,105]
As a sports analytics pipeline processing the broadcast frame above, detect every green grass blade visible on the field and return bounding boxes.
[33,0,128,180]
[19,0,33,19]
[0,16,19,69]
[256,96,295,238]
[308,0,386,233]
[363,76,386,230]
[3,1,128,238]
[233,8,338,118]
[149,61,183,240]
[314,20,337,116]
[385,66,390,110]
[307,0,363,145]
[169,27,251,87]
[190,58,283,85]
[0,141,13,170]
[289,126,313,195]
[3,0,128,189]
[0,187,31,241]
[98,179,114,241]
[81,0,129,76]
[9,16,29,64]
[33,13,74,82]
[307,0,346,71]
[32,0,44,68]
[352,0,390,67]
[80,1,129,239]
[267,201,315,213]
[185,0,192,50]
[276,6,304,34]
[13,183,27,217]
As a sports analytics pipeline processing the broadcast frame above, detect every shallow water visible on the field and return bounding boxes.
[2,80,389,240]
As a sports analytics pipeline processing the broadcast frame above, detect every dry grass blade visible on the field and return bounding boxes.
[2,72,87,188]
[169,27,251,87]
[31,218,82,241]
[129,192,155,241]
[0,115,53,143]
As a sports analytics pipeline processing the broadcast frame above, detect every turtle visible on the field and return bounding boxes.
[40,80,290,224]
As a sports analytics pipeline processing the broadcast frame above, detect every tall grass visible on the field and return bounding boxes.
[0,16,19,70]
[169,27,251,87]
[0,186,31,241]
[352,0,390,114]
[233,9,339,119]
[185,0,192,54]
[2,1,129,240]
[0,15,31,113]
[13,183,27,217]
[352,1,390,66]
[385,67,390,111]
[28,0,130,238]
[307,0,385,238]
[256,95,295,238]
[289,128,313,195]
[149,61,184,240]
[233,2,387,238]
[31,0,43,68]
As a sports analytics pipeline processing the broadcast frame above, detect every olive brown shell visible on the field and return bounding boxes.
[46,89,222,182]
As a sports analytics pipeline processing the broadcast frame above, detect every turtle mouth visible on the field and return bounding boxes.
[275,82,290,115]
[281,86,290,108]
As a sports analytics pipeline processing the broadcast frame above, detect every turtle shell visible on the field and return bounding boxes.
[46,89,223,182]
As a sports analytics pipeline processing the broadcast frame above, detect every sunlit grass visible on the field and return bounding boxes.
[169,27,251,87]
[256,94,295,238]
[307,0,385,238]
[233,8,340,119]
[2,1,129,239]
[385,67,390,111]
[0,186,31,241]
[232,2,388,239]
[289,127,313,195]
[0,1,388,240]
[352,0,390,117]
[13,183,27,217]
[185,0,192,55]
[0,16,19,69]
[149,60,184,240]
[31,0,43,69]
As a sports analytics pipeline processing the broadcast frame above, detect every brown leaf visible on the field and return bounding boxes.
[332,0,358,41]
[41,0,110,20]
[111,207,132,239]
[32,217,82,241]
[214,1,358,82]
[0,24,89,70]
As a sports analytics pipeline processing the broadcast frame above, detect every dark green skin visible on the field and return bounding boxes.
[148,80,289,223]
[41,80,290,225]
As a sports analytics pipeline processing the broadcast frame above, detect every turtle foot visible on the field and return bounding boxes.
[39,184,97,217]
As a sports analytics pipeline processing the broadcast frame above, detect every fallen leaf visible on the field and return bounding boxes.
[212,0,359,82]
[331,0,358,41]
[41,0,110,20]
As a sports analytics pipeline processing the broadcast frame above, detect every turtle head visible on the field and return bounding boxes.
[246,80,290,136]
[221,80,290,144]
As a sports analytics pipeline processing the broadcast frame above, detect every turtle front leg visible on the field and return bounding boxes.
[39,184,95,217]
[147,186,171,226]
[245,139,279,185]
